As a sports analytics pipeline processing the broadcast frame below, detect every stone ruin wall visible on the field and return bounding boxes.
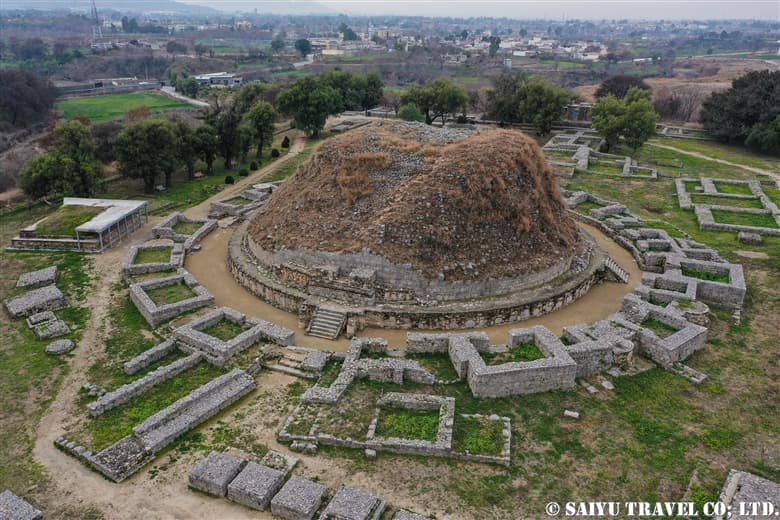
[228,220,607,332]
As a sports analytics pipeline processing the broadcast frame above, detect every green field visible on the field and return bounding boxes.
[56,93,193,122]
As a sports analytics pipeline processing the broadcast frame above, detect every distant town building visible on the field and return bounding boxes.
[195,72,243,88]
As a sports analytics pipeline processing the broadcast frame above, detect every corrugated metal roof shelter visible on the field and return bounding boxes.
[65,197,149,252]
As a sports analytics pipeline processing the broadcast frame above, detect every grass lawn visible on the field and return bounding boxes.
[133,248,171,265]
[202,319,247,341]
[587,161,625,175]
[145,282,196,306]
[641,318,678,339]
[264,139,318,182]
[408,353,459,381]
[78,362,225,451]
[652,138,780,173]
[713,182,754,196]
[483,342,546,365]
[56,92,193,123]
[711,210,779,229]
[35,205,103,237]
[572,200,604,214]
[452,415,505,456]
[224,196,252,206]
[375,406,440,442]
[765,187,780,208]
[681,267,730,283]
[0,250,93,512]
[689,195,764,209]
[317,360,343,388]
[172,221,203,235]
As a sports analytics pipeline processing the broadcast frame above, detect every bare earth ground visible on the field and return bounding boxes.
[27,127,642,518]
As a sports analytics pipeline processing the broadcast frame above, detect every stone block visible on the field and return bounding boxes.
[737,231,762,245]
[26,311,56,328]
[45,339,74,355]
[4,285,65,318]
[319,486,385,520]
[271,475,327,520]
[33,319,70,339]
[188,451,247,497]
[0,490,43,520]
[717,470,780,520]
[227,462,285,510]
[16,266,57,290]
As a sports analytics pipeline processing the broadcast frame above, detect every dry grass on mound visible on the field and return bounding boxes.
[249,122,582,280]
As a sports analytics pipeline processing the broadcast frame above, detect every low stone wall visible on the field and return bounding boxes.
[133,368,256,453]
[174,307,295,366]
[152,212,218,251]
[16,266,57,289]
[123,339,178,375]
[122,243,185,280]
[129,269,215,328]
[87,352,203,417]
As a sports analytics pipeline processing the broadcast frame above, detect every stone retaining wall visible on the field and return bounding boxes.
[123,339,178,375]
[87,352,203,416]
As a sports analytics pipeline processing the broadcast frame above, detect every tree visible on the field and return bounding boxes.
[180,77,199,99]
[173,120,198,180]
[338,23,360,41]
[487,72,525,123]
[488,36,501,57]
[320,70,384,111]
[596,75,651,99]
[398,103,425,122]
[20,120,103,199]
[620,88,658,150]
[166,40,188,55]
[700,70,780,146]
[746,115,780,156]
[401,77,467,125]
[0,69,56,127]
[514,77,571,134]
[233,82,267,115]
[270,38,285,52]
[116,119,178,193]
[591,87,658,152]
[215,108,243,169]
[247,101,277,158]
[294,38,312,58]
[194,124,218,174]
[276,77,341,137]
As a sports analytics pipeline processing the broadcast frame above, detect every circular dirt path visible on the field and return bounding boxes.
[185,221,641,351]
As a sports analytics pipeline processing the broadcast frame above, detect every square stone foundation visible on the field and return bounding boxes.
[227,461,285,510]
[188,451,247,497]
[270,475,327,520]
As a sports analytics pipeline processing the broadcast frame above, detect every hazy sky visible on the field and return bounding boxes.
[182,0,780,20]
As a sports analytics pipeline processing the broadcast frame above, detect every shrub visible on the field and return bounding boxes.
[238,168,249,177]
[281,136,291,148]
[271,148,280,158]
[249,161,258,171]
[398,103,425,122]
[225,175,234,184]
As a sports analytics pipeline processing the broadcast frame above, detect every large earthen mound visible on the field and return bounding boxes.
[249,121,582,281]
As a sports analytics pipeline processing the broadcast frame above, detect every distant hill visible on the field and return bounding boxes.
[178,0,335,15]
[1,0,220,16]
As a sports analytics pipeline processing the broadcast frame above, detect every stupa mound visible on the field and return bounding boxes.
[231,122,607,333]
[249,121,582,280]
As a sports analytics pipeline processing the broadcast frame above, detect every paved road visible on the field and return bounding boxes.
[160,86,211,108]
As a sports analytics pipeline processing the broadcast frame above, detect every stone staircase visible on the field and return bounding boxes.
[604,256,630,284]
[306,306,347,340]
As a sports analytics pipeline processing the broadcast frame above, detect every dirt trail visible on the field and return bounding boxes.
[647,142,780,181]
[185,221,641,351]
